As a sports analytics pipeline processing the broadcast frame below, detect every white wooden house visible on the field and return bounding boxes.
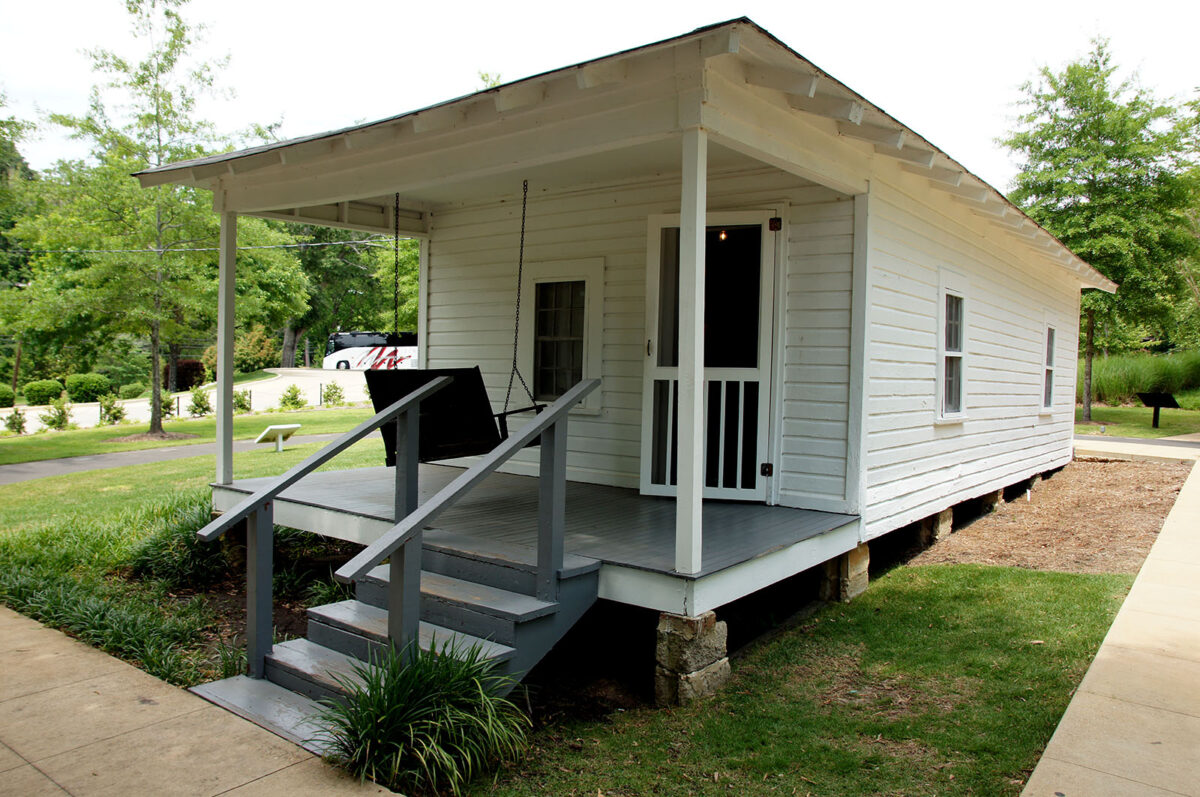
[138,19,1112,725]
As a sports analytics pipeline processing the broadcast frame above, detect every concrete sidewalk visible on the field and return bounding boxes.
[0,607,390,796]
[1023,461,1200,796]
[1073,434,1200,464]
[0,434,342,486]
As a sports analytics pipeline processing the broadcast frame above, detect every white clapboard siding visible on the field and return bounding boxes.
[775,194,856,511]
[425,167,852,499]
[861,174,1080,539]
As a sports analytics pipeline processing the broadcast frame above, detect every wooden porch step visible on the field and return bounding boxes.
[191,675,329,755]
[307,599,516,665]
[361,567,557,622]
[424,529,600,579]
[265,638,365,702]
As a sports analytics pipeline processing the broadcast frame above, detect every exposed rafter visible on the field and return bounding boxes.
[495,82,547,113]
[900,162,963,186]
[787,92,864,124]
[743,63,818,97]
[576,61,626,89]
[412,105,466,134]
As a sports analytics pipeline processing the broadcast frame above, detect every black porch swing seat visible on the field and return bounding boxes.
[365,367,542,465]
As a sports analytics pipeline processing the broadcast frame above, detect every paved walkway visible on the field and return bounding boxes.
[0,434,342,486]
[1023,459,1200,796]
[1073,434,1200,464]
[0,607,390,796]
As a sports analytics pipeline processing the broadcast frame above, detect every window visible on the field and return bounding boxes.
[534,281,585,400]
[1043,326,1056,409]
[937,271,967,421]
[518,258,603,412]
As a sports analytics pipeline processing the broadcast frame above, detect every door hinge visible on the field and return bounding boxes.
[768,217,782,232]
[760,462,773,477]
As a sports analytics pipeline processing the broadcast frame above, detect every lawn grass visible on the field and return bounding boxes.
[489,565,1130,796]
[1074,401,1200,438]
[0,438,384,684]
[0,405,373,466]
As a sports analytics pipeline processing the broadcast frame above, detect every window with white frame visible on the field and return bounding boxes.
[938,272,967,420]
[518,258,603,411]
[1043,326,1056,409]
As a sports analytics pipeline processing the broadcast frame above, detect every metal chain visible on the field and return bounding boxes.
[393,192,401,337]
[504,180,536,413]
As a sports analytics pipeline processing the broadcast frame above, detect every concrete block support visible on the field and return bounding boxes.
[981,488,1005,513]
[919,508,953,546]
[819,543,870,603]
[654,611,730,705]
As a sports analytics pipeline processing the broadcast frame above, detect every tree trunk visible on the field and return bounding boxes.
[303,337,311,368]
[149,320,163,435]
[1082,308,1095,423]
[167,342,181,392]
[280,325,299,369]
[10,339,20,394]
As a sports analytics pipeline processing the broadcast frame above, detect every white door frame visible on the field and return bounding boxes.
[640,210,778,501]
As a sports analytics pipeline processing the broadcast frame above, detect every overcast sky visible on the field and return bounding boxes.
[2,0,1197,192]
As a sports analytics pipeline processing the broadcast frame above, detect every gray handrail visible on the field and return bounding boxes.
[196,376,453,543]
[335,378,601,583]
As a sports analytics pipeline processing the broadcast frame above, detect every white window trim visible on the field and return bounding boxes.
[1041,323,1056,415]
[936,269,968,424]
[518,257,604,414]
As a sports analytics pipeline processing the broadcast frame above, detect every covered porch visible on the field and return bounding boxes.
[213,463,858,617]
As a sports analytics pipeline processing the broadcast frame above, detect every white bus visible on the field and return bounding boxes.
[323,331,418,370]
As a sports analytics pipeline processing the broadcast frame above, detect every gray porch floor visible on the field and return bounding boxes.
[221,465,856,578]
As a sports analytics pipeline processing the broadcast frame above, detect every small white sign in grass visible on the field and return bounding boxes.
[256,423,301,453]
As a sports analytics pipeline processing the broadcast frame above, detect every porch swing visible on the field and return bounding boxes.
[366,181,546,465]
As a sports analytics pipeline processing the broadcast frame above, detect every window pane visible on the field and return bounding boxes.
[1044,369,1053,407]
[945,294,962,353]
[944,355,962,414]
[1045,328,1055,367]
[533,280,586,400]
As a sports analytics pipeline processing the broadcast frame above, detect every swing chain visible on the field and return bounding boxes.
[503,180,536,413]
[393,192,401,338]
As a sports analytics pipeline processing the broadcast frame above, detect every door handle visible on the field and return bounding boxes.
[646,339,653,357]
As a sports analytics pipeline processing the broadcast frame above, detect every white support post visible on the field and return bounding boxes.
[675,128,707,574]
[215,212,237,485]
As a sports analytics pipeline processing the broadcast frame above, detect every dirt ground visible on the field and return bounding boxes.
[910,458,1192,574]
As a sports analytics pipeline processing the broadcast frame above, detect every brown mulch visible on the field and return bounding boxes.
[909,459,1192,574]
[105,431,199,443]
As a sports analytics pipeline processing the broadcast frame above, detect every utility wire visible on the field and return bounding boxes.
[10,237,392,256]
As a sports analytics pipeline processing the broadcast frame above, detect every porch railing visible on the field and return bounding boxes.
[194,376,453,677]
[336,378,601,657]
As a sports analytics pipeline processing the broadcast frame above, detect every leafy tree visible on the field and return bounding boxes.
[10,0,305,434]
[1002,40,1199,419]
[0,92,35,391]
[373,237,419,336]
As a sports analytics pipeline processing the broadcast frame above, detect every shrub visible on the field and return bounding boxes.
[4,407,26,435]
[317,641,529,796]
[160,393,176,419]
[0,384,13,408]
[233,389,253,413]
[322,382,345,406]
[98,393,126,425]
[65,372,112,403]
[235,326,281,373]
[278,384,307,410]
[127,497,230,589]
[163,359,206,391]
[188,387,213,417]
[119,382,146,400]
[1082,351,1200,405]
[39,398,72,431]
[23,379,64,406]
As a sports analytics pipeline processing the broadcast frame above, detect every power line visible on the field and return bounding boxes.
[11,237,391,256]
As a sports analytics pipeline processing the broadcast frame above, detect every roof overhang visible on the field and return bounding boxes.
[134,18,1115,292]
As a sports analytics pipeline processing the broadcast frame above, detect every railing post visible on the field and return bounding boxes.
[394,405,419,519]
[246,503,274,678]
[388,534,422,660]
[537,417,567,602]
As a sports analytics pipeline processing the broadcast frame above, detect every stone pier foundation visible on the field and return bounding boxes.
[819,542,870,603]
[981,488,1005,513]
[654,611,730,706]
[919,508,953,546]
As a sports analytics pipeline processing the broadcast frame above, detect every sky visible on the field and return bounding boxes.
[2,0,1197,193]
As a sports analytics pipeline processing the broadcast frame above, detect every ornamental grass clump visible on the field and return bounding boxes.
[317,641,530,796]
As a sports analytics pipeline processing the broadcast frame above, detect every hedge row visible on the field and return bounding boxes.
[1079,351,1200,405]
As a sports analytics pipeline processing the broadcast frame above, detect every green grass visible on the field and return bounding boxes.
[1080,351,1200,405]
[0,438,384,685]
[1075,400,1200,438]
[488,565,1130,796]
[0,405,373,466]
